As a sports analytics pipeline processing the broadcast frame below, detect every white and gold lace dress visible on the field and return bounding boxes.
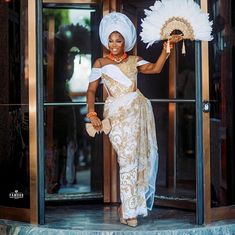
[88,56,158,219]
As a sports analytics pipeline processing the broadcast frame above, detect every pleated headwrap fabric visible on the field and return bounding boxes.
[99,12,137,52]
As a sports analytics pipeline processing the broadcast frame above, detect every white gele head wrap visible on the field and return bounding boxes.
[99,12,137,52]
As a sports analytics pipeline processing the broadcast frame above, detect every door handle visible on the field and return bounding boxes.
[202,100,210,113]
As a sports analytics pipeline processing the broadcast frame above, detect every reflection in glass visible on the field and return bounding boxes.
[154,103,196,200]
[43,8,101,103]
[0,0,30,208]
[43,7,102,200]
[176,42,195,100]
[208,0,235,207]
[44,105,103,198]
[0,106,29,208]
[176,103,195,197]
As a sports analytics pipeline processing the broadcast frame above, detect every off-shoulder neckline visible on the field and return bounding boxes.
[92,55,142,70]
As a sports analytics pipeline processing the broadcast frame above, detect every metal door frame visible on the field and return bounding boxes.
[38,0,235,226]
[0,0,39,223]
[201,0,235,224]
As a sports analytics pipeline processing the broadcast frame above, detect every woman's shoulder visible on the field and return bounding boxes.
[93,57,111,68]
[93,58,102,68]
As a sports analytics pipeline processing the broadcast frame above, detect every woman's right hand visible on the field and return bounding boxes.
[89,115,102,131]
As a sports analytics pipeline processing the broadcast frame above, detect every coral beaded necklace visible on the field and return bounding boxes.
[107,52,128,63]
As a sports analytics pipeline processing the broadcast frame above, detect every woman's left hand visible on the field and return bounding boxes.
[169,34,183,44]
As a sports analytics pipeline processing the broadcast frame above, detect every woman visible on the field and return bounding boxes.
[86,12,182,227]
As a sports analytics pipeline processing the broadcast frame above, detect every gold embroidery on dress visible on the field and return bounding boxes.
[103,55,158,219]
[101,56,137,98]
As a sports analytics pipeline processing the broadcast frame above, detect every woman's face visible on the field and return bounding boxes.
[108,31,125,56]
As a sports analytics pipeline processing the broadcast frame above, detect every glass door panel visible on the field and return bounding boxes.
[43,4,103,201]
[0,0,29,208]
[152,102,196,200]
[123,0,196,206]
[208,0,235,208]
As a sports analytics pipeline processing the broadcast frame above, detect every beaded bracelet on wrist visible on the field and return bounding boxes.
[86,111,97,119]
[163,41,173,50]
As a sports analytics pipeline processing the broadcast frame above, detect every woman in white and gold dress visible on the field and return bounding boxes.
[86,12,182,227]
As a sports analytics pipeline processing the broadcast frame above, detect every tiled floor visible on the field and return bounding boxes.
[0,205,235,234]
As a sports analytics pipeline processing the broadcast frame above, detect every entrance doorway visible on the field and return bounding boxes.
[42,1,197,209]
[41,0,200,223]
[1,0,234,226]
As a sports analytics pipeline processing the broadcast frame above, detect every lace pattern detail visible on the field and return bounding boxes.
[103,56,158,219]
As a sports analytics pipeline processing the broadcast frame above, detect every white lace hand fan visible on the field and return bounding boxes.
[140,0,213,53]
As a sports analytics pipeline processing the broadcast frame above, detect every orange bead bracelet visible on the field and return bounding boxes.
[163,41,173,50]
[86,111,97,119]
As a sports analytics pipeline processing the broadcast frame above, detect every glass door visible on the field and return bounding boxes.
[122,0,197,210]
[0,0,38,223]
[42,2,103,202]
[204,0,235,223]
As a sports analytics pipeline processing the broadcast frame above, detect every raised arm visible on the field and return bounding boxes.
[138,48,170,74]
